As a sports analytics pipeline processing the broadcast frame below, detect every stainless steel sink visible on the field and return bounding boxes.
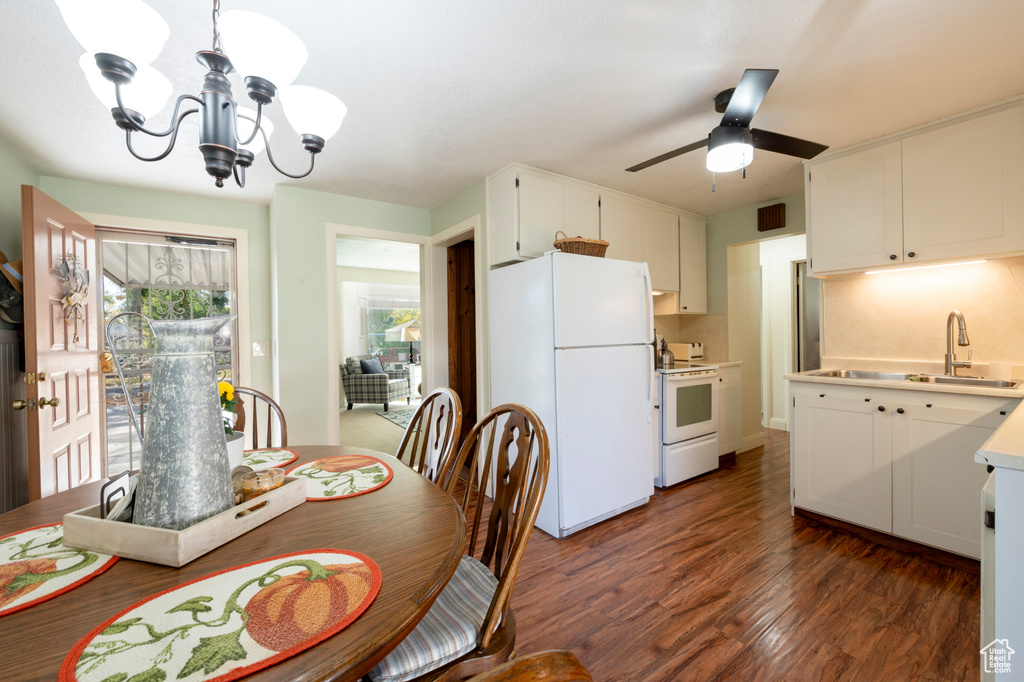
[910,374,1021,389]
[809,369,915,381]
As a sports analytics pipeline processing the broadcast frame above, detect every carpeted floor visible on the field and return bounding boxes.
[377,409,414,430]
[338,402,416,455]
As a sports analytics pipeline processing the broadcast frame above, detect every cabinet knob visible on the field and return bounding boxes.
[889,254,897,260]
[877,405,885,412]
[907,251,916,258]
[681,306,688,310]
[896,408,905,414]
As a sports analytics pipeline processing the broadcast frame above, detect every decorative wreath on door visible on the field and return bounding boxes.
[58,253,90,343]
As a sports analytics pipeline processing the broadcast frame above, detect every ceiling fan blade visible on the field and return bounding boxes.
[720,69,779,128]
[750,129,829,159]
[626,138,709,172]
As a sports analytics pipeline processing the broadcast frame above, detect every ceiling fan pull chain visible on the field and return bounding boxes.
[712,172,716,192]
[742,167,746,179]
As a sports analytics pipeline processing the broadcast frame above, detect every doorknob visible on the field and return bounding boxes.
[38,372,47,382]
[12,400,26,410]
[39,397,61,408]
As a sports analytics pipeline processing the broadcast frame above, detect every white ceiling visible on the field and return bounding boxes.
[0,1,1022,217]
[336,236,419,272]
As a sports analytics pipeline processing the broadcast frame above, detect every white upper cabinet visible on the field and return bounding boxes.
[639,206,679,292]
[488,166,600,264]
[807,101,1024,275]
[677,214,707,314]
[807,141,904,274]
[599,194,642,262]
[902,105,1024,263]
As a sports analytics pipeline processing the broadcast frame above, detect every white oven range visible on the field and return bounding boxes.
[656,363,720,487]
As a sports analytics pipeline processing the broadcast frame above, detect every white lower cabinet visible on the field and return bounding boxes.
[717,365,742,456]
[791,382,1018,557]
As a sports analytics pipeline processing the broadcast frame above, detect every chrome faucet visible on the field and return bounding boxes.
[945,310,972,376]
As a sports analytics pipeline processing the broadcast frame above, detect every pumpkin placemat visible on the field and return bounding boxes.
[60,549,381,682]
[0,523,118,618]
[286,455,393,501]
[242,448,300,469]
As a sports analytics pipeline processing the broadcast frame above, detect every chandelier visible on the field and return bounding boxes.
[55,0,347,188]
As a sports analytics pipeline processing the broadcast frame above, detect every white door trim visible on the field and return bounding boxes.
[323,223,429,446]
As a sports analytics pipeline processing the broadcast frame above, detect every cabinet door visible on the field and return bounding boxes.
[600,195,641,262]
[518,170,564,258]
[807,141,904,274]
[717,369,742,455]
[677,215,707,314]
[640,207,679,292]
[892,400,1013,559]
[792,391,892,532]
[903,105,1024,263]
[562,183,600,244]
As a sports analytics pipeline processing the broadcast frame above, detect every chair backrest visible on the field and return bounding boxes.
[465,651,592,682]
[440,403,550,651]
[231,386,288,449]
[395,388,463,484]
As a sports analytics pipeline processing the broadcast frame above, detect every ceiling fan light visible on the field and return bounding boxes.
[79,52,170,118]
[55,0,168,67]
[281,86,347,141]
[706,125,753,173]
[218,10,308,89]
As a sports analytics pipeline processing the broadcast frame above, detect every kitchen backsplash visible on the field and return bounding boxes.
[822,256,1024,378]
[655,314,726,363]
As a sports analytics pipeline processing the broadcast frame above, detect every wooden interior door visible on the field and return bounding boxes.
[21,186,102,500]
[447,240,476,444]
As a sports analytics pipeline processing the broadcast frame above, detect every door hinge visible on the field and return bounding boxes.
[598,198,601,207]
[792,487,796,499]
[808,172,812,182]
[810,258,813,269]
[516,240,520,252]
[515,177,519,188]
[792,397,796,407]
[985,510,996,530]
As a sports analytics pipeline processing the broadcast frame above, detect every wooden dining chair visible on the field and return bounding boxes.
[369,404,551,682]
[395,387,463,485]
[464,651,592,682]
[231,386,288,449]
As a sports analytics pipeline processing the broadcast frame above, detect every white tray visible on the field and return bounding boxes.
[63,476,306,567]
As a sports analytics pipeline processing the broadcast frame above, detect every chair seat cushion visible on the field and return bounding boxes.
[368,555,497,682]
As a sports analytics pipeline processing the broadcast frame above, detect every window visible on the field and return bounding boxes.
[99,231,238,475]
[361,293,420,363]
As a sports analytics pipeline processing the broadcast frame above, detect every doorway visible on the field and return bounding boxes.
[447,239,476,443]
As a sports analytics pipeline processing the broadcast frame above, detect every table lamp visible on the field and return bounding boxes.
[401,326,420,363]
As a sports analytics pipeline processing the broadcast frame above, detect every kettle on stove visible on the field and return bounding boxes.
[657,339,675,369]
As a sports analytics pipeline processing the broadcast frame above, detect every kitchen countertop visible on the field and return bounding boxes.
[786,369,1024,399]
[977,406,1024,471]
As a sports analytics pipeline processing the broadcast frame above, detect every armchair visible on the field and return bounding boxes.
[341,355,411,412]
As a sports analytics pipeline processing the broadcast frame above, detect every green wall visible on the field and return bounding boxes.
[0,137,40,258]
[706,192,806,315]
[269,185,431,443]
[430,179,485,235]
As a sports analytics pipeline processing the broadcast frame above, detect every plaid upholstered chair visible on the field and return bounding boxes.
[340,355,411,412]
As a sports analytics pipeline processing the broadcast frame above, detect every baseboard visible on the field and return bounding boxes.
[794,508,980,574]
[737,432,764,454]
[769,418,788,431]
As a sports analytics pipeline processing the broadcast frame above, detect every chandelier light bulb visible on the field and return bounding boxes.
[79,52,170,118]
[281,86,347,141]
[55,0,169,67]
[218,10,308,89]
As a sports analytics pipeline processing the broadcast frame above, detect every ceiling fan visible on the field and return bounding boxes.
[626,69,828,175]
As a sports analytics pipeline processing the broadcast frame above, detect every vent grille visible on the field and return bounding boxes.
[757,203,786,232]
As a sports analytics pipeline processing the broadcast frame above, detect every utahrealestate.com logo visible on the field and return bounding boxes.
[981,639,1015,674]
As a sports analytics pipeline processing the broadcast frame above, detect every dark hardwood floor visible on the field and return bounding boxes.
[510,429,980,681]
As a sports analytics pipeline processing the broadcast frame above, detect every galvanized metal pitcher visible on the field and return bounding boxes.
[133,316,236,530]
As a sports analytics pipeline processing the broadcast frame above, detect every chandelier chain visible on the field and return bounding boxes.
[211,0,222,53]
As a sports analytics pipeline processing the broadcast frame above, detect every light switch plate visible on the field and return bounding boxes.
[252,341,271,357]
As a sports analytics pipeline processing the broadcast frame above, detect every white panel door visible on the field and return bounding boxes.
[600,195,642,262]
[808,141,904,274]
[551,253,651,347]
[554,344,653,532]
[902,105,1024,262]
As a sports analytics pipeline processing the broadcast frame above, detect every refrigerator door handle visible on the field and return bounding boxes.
[641,261,654,343]
[647,343,655,423]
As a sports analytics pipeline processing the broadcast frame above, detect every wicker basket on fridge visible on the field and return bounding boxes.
[552,231,609,258]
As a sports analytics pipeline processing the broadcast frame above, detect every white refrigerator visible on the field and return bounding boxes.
[489,252,656,538]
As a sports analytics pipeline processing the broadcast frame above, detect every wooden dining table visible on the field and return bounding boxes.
[0,445,467,682]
